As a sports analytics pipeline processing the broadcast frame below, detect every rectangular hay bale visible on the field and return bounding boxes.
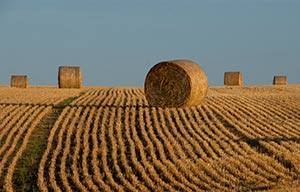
[224,71,242,86]
[58,66,82,89]
[11,75,29,88]
[273,76,288,85]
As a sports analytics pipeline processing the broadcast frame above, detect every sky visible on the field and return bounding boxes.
[0,0,299,87]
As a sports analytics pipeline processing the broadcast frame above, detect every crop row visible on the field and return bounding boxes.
[37,87,300,191]
[0,104,51,191]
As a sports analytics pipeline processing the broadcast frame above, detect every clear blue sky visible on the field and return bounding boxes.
[0,0,299,86]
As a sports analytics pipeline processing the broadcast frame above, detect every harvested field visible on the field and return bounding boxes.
[0,85,300,191]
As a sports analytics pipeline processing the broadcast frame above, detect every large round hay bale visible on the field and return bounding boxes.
[273,76,288,85]
[58,66,82,89]
[144,60,208,108]
[11,75,29,88]
[224,71,242,86]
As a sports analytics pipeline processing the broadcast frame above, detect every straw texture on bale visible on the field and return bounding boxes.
[11,75,29,88]
[273,76,288,85]
[58,66,82,89]
[224,72,243,86]
[144,60,208,108]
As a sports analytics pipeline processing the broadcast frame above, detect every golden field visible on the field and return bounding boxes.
[0,85,300,191]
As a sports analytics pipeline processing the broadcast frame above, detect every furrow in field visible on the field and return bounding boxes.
[4,106,51,191]
[115,107,149,191]
[0,105,8,116]
[38,106,70,192]
[155,107,233,189]
[206,97,263,139]
[136,89,147,106]
[92,89,113,106]
[0,105,17,119]
[103,92,139,191]
[121,107,158,190]
[113,90,149,191]
[0,106,42,190]
[90,90,123,191]
[195,105,261,185]
[98,107,124,191]
[141,107,199,191]
[151,107,227,190]
[129,107,174,191]
[230,96,300,155]
[22,86,299,191]
[162,107,235,188]
[176,106,270,187]
[215,96,283,138]
[0,105,21,133]
[254,96,300,134]
[172,108,222,159]
[71,89,98,106]
[231,95,300,137]
[90,107,112,191]
[197,105,253,157]
[205,97,296,181]
[0,106,31,147]
[106,88,120,106]
[124,88,140,107]
[49,107,76,192]
[93,88,127,190]
[213,95,300,174]
[108,107,139,191]
[0,106,36,167]
[169,107,243,190]
[70,107,89,191]
[81,106,100,192]
[184,106,257,178]
[94,88,117,107]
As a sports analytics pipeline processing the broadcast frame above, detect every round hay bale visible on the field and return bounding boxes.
[11,75,29,88]
[224,71,242,86]
[273,76,288,85]
[58,66,82,89]
[144,60,208,108]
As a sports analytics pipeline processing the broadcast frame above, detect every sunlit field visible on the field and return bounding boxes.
[0,85,300,191]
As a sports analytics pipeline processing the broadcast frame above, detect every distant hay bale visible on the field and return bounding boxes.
[144,60,208,108]
[273,76,288,85]
[224,72,242,86]
[11,75,29,88]
[58,66,82,89]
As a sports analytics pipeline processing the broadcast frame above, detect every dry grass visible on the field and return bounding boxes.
[11,75,28,88]
[0,85,300,191]
[144,60,208,108]
[273,76,288,85]
[58,66,82,89]
[224,71,242,86]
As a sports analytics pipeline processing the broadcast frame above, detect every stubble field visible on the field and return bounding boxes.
[0,85,300,191]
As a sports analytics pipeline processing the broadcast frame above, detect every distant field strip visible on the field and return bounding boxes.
[37,86,300,191]
[0,87,81,105]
